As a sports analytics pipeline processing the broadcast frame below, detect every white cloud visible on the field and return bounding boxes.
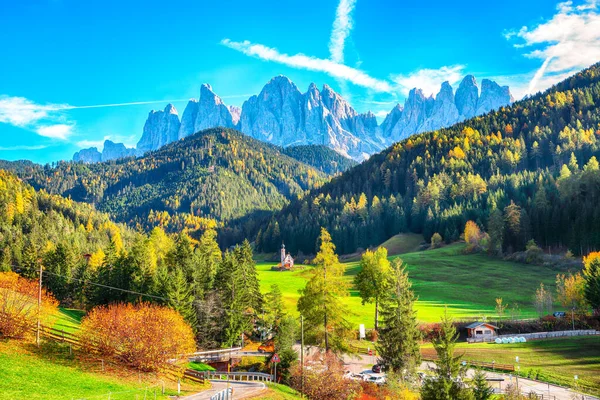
[0,95,74,140]
[374,110,390,118]
[221,39,393,92]
[360,99,397,105]
[506,0,600,94]
[329,0,357,63]
[390,65,467,96]
[0,96,68,127]
[36,124,74,140]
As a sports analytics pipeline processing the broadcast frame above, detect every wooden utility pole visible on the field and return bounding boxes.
[300,315,304,398]
[36,263,43,347]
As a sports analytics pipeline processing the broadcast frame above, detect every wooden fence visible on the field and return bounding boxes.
[422,351,515,372]
[33,323,205,384]
[349,344,377,356]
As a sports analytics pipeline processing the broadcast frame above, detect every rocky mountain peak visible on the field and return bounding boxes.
[83,74,514,163]
[476,79,514,115]
[164,103,178,115]
[455,75,479,120]
[137,104,181,153]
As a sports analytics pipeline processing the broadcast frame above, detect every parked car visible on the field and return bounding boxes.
[366,375,386,385]
[371,364,385,373]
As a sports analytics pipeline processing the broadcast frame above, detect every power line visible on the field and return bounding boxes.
[9,264,168,301]
[41,270,169,301]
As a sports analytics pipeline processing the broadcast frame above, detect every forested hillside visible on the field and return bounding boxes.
[257,63,600,255]
[0,128,330,240]
[0,169,136,282]
[0,169,267,348]
[281,145,357,175]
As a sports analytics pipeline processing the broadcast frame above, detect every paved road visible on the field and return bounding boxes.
[341,353,598,400]
[182,380,266,400]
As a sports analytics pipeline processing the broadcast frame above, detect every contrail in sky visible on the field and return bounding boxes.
[62,99,190,110]
[527,56,553,95]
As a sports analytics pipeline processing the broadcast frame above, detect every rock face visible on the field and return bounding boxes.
[137,104,181,153]
[455,75,479,120]
[380,76,513,143]
[178,99,199,140]
[73,147,102,163]
[72,74,514,162]
[73,140,137,163]
[240,76,305,146]
[238,77,384,159]
[476,79,514,115]
[101,140,138,161]
[177,84,237,139]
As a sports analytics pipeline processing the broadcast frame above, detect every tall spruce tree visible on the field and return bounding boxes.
[297,228,353,352]
[376,258,421,375]
[216,241,263,347]
[166,267,198,328]
[196,229,222,293]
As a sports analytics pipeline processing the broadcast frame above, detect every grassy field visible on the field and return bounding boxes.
[52,308,85,333]
[258,243,573,327]
[341,233,423,262]
[0,340,198,400]
[261,383,303,399]
[422,337,600,396]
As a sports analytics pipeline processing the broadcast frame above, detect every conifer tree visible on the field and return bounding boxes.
[196,229,222,293]
[167,267,197,328]
[376,258,421,375]
[297,228,352,352]
[471,368,494,400]
[583,252,600,314]
[421,309,471,400]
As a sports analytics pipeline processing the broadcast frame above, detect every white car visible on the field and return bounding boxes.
[366,375,386,385]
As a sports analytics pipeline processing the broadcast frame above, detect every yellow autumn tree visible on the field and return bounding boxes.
[0,272,59,339]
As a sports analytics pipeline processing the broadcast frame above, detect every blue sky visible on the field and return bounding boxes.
[1,0,599,164]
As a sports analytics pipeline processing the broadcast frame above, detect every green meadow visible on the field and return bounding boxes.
[258,241,574,327]
[0,341,180,400]
[424,337,600,396]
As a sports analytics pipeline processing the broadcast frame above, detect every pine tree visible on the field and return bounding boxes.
[471,368,494,400]
[376,258,421,375]
[297,228,352,353]
[166,267,197,328]
[420,309,471,400]
[263,284,285,336]
[196,229,222,293]
[583,252,600,314]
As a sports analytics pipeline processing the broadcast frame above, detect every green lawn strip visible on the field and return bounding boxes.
[262,383,303,399]
[423,337,600,396]
[188,361,216,372]
[257,243,569,327]
[0,340,177,400]
[52,307,85,334]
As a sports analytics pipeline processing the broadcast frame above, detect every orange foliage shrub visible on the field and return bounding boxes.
[290,351,361,400]
[79,302,196,371]
[0,272,58,339]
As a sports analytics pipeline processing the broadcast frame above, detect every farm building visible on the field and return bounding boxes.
[466,322,499,341]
